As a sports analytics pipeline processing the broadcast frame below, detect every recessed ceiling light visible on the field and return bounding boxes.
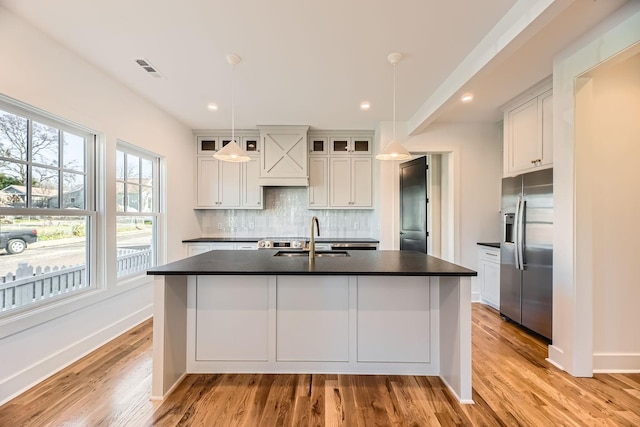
[360,101,371,110]
[207,103,218,111]
[461,93,474,103]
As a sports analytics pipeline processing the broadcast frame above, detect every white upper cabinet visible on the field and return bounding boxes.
[329,137,372,155]
[196,136,219,155]
[196,157,241,208]
[242,136,260,154]
[242,156,263,208]
[503,79,553,177]
[194,131,263,210]
[258,125,309,186]
[308,157,328,208]
[309,137,328,155]
[308,131,374,210]
[329,157,372,208]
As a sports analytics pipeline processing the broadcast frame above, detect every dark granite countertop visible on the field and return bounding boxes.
[182,237,380,244]
[148,250,476,277]
[477,242,500,249]
[182,237,261,243]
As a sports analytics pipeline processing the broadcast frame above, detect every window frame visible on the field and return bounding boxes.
[0,95,98,320]
[115,141,161,281]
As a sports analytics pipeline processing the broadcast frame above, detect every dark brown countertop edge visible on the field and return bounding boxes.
[477,242,500,249]
[148,250,476,277]
[148,271,476,276]
[182,237,380,243]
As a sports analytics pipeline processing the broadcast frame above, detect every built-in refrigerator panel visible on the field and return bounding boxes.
[500,169,553,341]
[521,169,553,339]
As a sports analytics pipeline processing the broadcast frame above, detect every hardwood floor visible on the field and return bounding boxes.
[2,304,639,426]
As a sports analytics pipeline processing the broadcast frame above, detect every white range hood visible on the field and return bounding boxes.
[258,125,309,186]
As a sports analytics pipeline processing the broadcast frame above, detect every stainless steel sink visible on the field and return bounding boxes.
[274,250,350,258]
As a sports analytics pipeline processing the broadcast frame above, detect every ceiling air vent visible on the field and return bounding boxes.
[135,58,165,78]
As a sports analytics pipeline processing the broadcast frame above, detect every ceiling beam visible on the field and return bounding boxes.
[407,0,573,135]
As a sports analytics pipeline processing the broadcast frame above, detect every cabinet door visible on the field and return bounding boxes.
[351,137,372,155]
[196,157,220,207]
[329,137,351,155]
[242,157,263,208]
[218,161,241,208]
[540,91,553,167]
[351,157,372,207]
[196,136,218,155]
[309,157,328,208]
[309,137,328,155]
[508,98,539,174]
[196,276,269,361]
[481,260,500,309]
[329,157,352,206]
[242,136,260,154]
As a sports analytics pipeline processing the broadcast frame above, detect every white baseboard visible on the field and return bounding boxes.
[0,304,152,405]
[150,372,188,401]
[547,344,565,372]
[593,352,640,373]
[471,291,481,303]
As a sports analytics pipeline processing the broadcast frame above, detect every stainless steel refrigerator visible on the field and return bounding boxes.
[500,168,553,341]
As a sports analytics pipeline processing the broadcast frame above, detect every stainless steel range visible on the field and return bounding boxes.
[257,237,307,249]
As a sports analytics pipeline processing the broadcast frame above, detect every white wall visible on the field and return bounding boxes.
[551,1,640,375]
[0,7,198,403]
[377,121,502,288]
[587,53,640,370]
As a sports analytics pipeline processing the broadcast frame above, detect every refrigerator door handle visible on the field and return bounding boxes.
[514,196,521,269]
[517,197,526,271]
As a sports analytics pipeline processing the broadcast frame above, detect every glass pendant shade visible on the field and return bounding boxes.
[376,139,412,160]
[213,140,250,162]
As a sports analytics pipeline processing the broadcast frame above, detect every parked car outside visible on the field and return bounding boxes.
[0,229,38,254]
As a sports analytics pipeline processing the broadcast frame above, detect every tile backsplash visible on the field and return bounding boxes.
[196,187,377,238]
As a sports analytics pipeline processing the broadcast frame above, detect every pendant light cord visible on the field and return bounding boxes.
[231,61,235,142]
[392,61,396,141]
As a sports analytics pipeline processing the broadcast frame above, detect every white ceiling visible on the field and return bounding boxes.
[0,0,629,132]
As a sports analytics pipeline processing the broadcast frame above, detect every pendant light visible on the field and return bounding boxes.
[214,54,251,163]
[376,52,412,161]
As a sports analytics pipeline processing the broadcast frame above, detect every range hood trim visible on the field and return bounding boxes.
[258,177,309,187]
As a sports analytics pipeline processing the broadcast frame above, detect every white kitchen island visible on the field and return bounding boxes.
[147,250,476,403]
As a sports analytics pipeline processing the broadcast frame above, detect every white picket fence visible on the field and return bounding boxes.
[0,263,86,313]
[117,246,153,278]
[0,246,153,313]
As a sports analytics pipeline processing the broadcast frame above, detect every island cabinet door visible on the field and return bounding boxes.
[195,276,269,361]
[276,276,349,362]
[357,276,431,363]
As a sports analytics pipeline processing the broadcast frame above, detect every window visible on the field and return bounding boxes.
[116,143,159,278]
[0,100,95,315]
